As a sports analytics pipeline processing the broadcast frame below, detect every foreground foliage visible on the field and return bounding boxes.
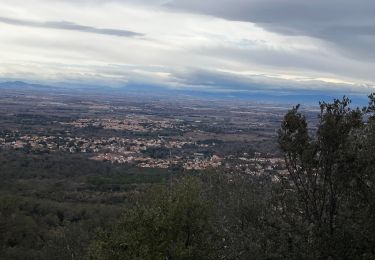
[277,95,375,258]
[89,177,216,259]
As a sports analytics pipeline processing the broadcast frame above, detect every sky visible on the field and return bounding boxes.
[0,0,374,96]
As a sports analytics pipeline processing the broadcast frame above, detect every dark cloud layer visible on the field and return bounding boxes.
[170,68,364,94]
[0,16,143,37]
[167,0,375,60]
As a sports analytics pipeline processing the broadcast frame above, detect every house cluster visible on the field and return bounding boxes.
[91,152,222,170]
[0,129,283,173]
[62,117,188,133]
[0,131,223,170]
[225,153,285,176]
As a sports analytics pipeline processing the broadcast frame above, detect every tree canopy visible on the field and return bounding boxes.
[277,95,375,258]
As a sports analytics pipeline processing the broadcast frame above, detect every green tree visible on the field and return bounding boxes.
[88,176,216,260]
[277,95,375,259]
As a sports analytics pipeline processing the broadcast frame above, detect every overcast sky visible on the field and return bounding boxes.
[0,0,374,94]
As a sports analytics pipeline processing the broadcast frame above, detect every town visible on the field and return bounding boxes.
[0,87,289,173]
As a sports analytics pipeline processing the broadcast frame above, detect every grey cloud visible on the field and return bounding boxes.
[0,16,143,37]
[169,68,370,98]
[166,0,375,61]
[193,45,375,82]
[56,0,375,60]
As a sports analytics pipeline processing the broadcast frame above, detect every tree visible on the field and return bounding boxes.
[88,176,217,260]
[277,95,375,259]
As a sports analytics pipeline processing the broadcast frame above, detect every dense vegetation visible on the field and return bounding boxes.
[0,151,174,259]
[1,95,375,259]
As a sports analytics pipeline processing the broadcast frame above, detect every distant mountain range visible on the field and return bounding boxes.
[0,81,52,90]
[0,80,370,106]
